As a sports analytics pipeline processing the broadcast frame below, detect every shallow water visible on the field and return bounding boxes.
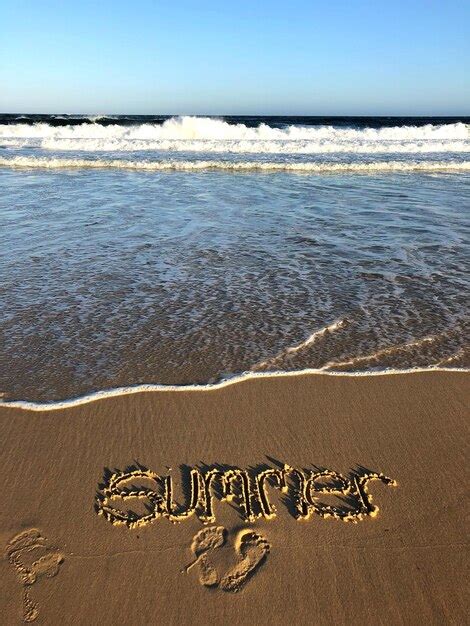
[0,116,469,400]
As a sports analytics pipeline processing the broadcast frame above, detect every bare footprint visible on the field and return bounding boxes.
[185,526,226,586]
[186,526,270,592]
[219,530,270,593]
[6,529,64,622]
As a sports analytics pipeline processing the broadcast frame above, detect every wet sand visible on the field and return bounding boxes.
[0,370,468,624]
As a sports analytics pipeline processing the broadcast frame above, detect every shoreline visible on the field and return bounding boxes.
[1,365,467,411]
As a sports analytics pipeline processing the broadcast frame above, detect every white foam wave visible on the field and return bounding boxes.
[321,330,462,371]
[1,155,469,173]
[0,368,466,411]
[0,116,469,154]
[252,319,346,370]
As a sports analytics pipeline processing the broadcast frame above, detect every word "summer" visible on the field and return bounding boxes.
[95,463,397,528]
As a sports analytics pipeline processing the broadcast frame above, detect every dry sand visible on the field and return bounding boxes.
[0,370,468,625]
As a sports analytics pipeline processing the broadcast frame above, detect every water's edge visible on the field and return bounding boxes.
[1,366,467,411]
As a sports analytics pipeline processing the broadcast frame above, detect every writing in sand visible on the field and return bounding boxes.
[95,463,397,528]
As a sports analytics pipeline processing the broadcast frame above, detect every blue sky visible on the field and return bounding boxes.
[1,0,469,114]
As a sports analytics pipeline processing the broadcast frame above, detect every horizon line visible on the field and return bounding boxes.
[2,111,470,118]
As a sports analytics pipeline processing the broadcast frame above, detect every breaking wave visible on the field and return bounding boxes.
[1,155,469,173]
[0,116,469,154]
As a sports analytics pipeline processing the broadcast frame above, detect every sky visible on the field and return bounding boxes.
[1,0,469,115]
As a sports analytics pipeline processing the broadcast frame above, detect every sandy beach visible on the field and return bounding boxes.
[1,370,468,624]
[3,2,469,624]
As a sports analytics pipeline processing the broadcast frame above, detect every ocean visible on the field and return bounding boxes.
[0,114,469,400]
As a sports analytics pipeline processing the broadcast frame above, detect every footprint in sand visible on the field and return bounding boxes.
[186,526,270,592]
[5,529,64,622]
[186,526,227,586]
[219,530,270,592]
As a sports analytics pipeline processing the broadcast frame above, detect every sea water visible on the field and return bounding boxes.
[0,115,469,400]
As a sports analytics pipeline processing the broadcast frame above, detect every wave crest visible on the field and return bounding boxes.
[1,116,469,154]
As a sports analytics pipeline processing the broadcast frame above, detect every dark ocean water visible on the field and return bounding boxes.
[1,114,469,127]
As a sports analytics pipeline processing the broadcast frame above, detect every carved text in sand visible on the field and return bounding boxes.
[95,463,397,528]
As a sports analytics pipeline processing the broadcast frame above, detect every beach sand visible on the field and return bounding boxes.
[0,370,468,624]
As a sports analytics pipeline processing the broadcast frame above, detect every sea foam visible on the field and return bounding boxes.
[1,155,469,173]
[0,116,469,154]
